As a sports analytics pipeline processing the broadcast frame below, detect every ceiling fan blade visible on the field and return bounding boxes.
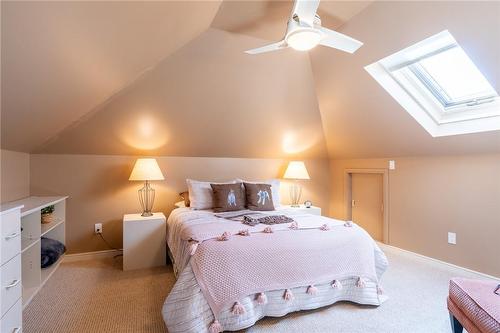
[292,0,320,27]
[245,40,288,55]
[318,27,363,53]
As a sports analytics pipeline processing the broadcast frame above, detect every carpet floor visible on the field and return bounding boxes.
[23,246,492,333]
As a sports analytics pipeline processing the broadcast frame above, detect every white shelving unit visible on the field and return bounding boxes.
[0,204,23,332]
[4,196,68,309]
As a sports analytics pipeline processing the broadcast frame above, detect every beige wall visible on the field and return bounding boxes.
[330,154,500,277]
[30,154,331,254]
[0,149,30,203]
[12,150,499,277]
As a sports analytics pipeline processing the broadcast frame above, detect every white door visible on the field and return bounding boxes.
[351,173,384,242]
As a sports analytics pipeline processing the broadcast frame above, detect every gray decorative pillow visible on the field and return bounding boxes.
[210,183,246,212]
[244,183,275,211]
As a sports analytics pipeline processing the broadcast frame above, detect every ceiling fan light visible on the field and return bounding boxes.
[286,30,322,51]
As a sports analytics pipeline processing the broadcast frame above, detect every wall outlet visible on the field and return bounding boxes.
[95,223,103,234]
[448,232,456,245]
[389,160,396,170]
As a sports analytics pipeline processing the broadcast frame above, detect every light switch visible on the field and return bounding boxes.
[448,232,456,245]
[389,160,396,170]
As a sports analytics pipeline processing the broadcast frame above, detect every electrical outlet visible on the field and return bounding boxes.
[448,232,456,245]
[95,223,103,234]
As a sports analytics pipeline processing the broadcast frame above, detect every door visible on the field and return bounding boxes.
[351,173,384,242]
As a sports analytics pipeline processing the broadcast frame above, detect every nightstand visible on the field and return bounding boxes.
[282,205,321,216]
[123,212,166,271]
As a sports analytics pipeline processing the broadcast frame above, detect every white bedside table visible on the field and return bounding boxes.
[282,205,321,216]
[123,212,166,271]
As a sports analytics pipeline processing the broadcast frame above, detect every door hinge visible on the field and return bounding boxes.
[351,200,355,207]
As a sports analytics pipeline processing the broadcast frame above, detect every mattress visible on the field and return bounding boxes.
[163,207,389,332]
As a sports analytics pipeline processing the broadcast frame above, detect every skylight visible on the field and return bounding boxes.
[408,46,497,108]
[365,30,500,137]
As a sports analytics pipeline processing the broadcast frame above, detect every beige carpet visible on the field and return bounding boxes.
[23,246,492,333]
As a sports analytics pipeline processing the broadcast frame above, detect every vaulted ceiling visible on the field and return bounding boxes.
[2,1,499,158]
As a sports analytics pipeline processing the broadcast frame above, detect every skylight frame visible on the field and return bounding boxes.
[365,30,500,137]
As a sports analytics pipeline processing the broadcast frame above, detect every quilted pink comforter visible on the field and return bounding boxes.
[180,215,383,328]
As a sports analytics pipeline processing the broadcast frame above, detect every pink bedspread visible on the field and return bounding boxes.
[181,217,381,321]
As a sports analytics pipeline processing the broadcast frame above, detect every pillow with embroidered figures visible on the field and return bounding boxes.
[244,183,275,211]
[210,183,246,212]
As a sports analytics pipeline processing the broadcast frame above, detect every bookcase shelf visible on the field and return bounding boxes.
[4,196,68,309]
[41,218,65,236]
[41,254,65,286]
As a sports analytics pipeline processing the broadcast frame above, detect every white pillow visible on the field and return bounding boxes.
[237,178,281,207]
[186,179,237,210]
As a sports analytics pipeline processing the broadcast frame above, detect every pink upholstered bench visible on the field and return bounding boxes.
[447,277,500,333]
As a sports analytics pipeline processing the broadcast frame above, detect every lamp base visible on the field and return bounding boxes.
[138,181,155,217]
[289,181,302,207]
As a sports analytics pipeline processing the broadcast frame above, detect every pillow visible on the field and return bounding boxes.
[211,183,246,212]
[244,183,275,211]
[186,179,237,210]
[237,178,281,207]
[179,191,190,207]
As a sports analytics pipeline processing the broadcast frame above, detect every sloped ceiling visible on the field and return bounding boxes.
[310,1,500,158]
[35,28,327,158]
[2,1,499,159]
[1,1,221,152]
[211,0,371,41]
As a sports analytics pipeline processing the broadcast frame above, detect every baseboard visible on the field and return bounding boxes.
[377,242,499,281]
[64,249,122,262]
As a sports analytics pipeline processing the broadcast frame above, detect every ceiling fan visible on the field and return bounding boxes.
[245,0,363,55]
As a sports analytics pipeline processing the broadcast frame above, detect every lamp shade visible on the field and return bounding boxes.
[129,158,165,181]
[283,161,310,180]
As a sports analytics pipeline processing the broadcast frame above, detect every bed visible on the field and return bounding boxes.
[162,206,388,332]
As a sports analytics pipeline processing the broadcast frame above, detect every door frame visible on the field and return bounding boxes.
[344,168,389,244]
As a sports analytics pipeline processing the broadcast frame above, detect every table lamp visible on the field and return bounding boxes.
[129,158,165,217]
[283,161,310,207]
